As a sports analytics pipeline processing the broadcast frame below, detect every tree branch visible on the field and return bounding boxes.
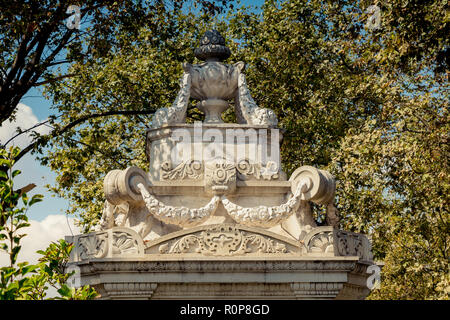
[32,73,77,86]
[14,109,155,162]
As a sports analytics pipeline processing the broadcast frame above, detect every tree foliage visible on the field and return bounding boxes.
[0,147,97,299]
[30,0,450,299]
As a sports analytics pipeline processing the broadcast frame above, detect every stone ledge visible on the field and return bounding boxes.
[72,258,370,300]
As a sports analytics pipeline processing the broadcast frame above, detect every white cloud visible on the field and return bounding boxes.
[0,215,80,267]
[0,102,51,149]
[0,102,69,221]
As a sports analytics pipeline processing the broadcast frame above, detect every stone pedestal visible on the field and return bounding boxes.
[66,225,373,300]
[66,30,376,300]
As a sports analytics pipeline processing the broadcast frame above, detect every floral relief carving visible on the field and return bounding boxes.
[161,160,203,180]
[307,231,334,254]
[205,161,236,193]
[236,159,279,181]
[158,225,288,256]
[78,232,108,260]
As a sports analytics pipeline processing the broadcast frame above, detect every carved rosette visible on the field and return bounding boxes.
[205,161,236,194]
[157,225,289,256]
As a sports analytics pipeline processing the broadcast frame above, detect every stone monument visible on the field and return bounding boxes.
[66,30,374,299]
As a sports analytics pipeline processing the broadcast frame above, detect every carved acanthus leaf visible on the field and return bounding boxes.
[161,160,203,180]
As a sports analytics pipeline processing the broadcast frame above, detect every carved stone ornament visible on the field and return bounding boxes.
[307,231,334,254]
[67,30,375,301]
[160,158,279,182]
[221,178,308,228]
[194,30,231,62]
[150,68,191,128]
[147,30,278,126]
[71,227,145,262]
[112,231,140,255]
[161,160,203,180]
[205,160,236,194]
[78,232,108,260]
[335,230,373,261]
[137,182,220,227]
[235,71,278,126]
[155,225,291,256]
[236,159,279,180]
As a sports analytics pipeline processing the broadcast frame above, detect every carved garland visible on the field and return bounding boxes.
[150,70,191,128]
[137,183,220,227]
[221,180,307,228]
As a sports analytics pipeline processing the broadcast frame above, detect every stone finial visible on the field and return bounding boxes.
[194,30,231,61]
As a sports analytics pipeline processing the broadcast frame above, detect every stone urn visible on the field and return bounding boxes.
[189,30,242,123]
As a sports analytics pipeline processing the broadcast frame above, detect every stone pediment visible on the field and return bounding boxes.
[67,225,373,262]
[144,224,304,256]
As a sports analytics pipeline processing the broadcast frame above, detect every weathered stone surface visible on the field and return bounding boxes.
[66,30,375,300]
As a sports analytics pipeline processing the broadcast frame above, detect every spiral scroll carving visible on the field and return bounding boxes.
[221,180,307,228]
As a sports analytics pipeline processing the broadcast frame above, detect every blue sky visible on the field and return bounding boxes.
[0,0,267,266]
[5,0,267,223]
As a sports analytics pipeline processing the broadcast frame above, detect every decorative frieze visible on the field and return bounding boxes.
[161,160,203,180]
[157,225,288,256]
